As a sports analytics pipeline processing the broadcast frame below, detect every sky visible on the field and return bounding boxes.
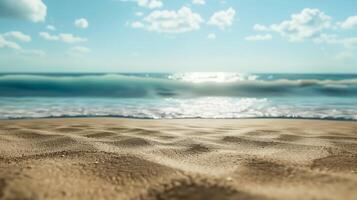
[0,0,356,73]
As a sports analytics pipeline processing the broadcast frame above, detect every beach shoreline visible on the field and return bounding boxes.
[0,118,357,200]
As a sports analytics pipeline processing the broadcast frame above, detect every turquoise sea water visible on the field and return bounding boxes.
[0,73,356,120]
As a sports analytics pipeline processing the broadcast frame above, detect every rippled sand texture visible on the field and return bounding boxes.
[0,118,357,200]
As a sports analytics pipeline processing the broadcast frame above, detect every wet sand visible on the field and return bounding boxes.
[0,118,356,200]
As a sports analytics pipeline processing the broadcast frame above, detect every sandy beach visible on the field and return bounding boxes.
[0,118,356,200]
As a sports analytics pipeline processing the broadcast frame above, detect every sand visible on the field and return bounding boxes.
[0,118,356,200]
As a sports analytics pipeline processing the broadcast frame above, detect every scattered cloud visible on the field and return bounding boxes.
[335,51,355,60]
[20,49,46,56]
[207,33,216,40]
[208,7,236,29]
[39,32,59,41]
[132,7,204,33]
[137,0,163,9]
[256,8,331,42]
[245,34,272,41]
[340,16,357,29]
[67,46,91,57]
[314,34,357,49]
[46,25,56,31]
[131,21,144,28]
[0,0,47,22]
[192,0,205,5]
[39,32,87,43]
[0,31,36,52]
[0,33,46,56]
[60,33,87,43]
[75,18,89,29]
[68,46,91,55]
[252,8,357,52]
[253,24,269,32]
[135,12,144,17]
[3,31,31,42]
[0,35,21,50]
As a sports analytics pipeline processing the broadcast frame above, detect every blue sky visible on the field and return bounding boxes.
[0,0,356,73]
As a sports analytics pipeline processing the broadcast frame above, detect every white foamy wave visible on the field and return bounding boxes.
[168,72,259,83]
[0,97,355,120]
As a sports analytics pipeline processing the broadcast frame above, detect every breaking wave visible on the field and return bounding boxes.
[0,74,356,98]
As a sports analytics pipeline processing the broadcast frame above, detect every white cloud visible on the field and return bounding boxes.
[20,49,46,56]
[340,16,357,29]
[39,32,87,43]
[207,33,216,40]
[67,46,91,57]
[335,51,355,60]
[133,7,204,33]
[4,31,31,42]
[313,34,337,44]
[268,8,332,42]
[252,8,357,51]
[68,46,91,54]
[314,34,357,49]
[253,24,269,32]
[192,0,205,5]
[39,32,59,41]
[135,12,144,17]
[60,33,87,43]
[138,0,163,9]
[0,31,46,56]
[0,35,21,50]
[75,18,89,29]
[131,21,144,28]
[208,7,236,29]
[46,25,56,31]
[0,0,46,22]
[341,38,357,48]
[245,34,272,41]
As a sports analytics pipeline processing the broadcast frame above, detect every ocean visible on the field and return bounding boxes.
[0,73,356,120]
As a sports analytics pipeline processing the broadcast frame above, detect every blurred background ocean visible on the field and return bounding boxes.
[0,72,356,120]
